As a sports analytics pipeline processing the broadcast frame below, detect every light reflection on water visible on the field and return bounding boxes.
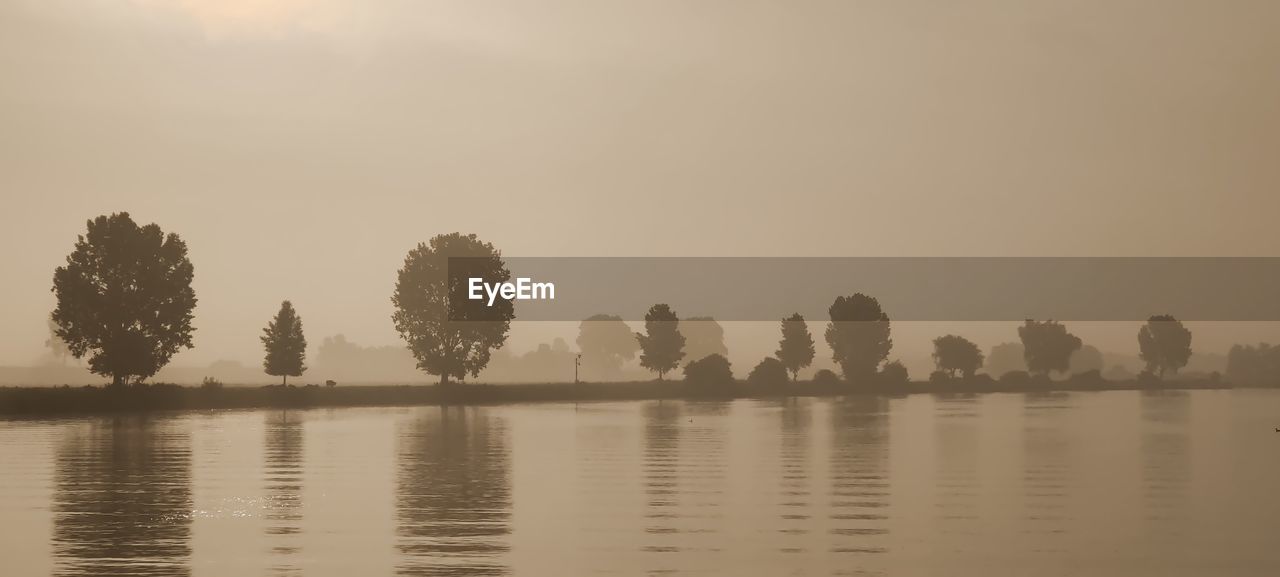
[1,390,1279,576]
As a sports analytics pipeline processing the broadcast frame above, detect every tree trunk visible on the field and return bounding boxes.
[111,373,126,388]
[283,374,288,386]
[440,373,450,386]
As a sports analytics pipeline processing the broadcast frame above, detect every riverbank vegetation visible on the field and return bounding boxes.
[0,372,1232,417]
[24,213,1278,417]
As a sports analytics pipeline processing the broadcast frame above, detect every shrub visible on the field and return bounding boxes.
[879,360,909,385]
[1069,369,1103,383]
[747,357,790,387]
[929,370,951,384]
[200,377,223,390]
[811,369,841,386]
[967,373,996,385]
[999,370,1031,384]
[684,354,734,389]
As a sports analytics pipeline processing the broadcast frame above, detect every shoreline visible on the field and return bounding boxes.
[0,377,1243,417]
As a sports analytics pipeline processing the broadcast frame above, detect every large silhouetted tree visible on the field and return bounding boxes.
[1018,320,1081,378]
[391,233,514,385]
[51,213,196,386]
[636,304,685,380]
[776,313,815,381]
[262,301,307,385]
[1138,315,1192,378]
[576,314,640,380]
[825,294,892,382]
[932,335,984,378]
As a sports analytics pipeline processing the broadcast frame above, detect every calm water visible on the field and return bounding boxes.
[2,390,1279,576]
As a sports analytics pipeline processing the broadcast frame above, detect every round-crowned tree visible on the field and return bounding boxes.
[51,213,197,386]
[576,314,640,380]
[391,233,514,385]
[1138,315,1192,378]
[825,293,892,382]
[747,357,790,387]
[932,334,984,378]
[1018,320,1081,378]
[684,353,734,389]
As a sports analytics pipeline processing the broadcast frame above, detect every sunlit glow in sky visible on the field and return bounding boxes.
[131,0,343,36]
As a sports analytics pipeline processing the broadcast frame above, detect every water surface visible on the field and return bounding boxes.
[2,390,1278,576]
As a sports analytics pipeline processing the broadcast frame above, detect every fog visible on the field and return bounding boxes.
[3,0,1280,380]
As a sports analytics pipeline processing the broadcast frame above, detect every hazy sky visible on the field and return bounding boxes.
[3,0,1279,368]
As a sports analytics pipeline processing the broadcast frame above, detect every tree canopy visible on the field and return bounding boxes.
[684,353,734,389]
[682,317,728,363]
[932,334,984,378]
[1018,320,1081,377]
[636,304,685,379]
[51,212,197,386]
[1138,315,1192,378]
[391,233,514,384]
[776,313,815,381]
[576,314,640,380]
[262,300,307,385]
[986,342,1027,377]
[825,293,892,382]
[747,357,790,386]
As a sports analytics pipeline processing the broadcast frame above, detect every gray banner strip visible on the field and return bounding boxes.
[447,257,1280,321]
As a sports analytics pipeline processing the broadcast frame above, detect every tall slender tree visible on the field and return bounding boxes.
[262,301,307,385]
[51,212,197,386]
[775,313,815,381]
[636,304,685,380]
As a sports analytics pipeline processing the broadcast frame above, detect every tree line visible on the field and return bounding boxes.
[47,214,1212,387]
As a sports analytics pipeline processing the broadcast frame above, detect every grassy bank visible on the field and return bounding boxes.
[0,376,1237,417]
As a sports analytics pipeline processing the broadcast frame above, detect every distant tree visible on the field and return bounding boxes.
[1069,344,1105,375]
[880,360,909,385]
[1137,315,1192,378]
[1018,320,1081,378]
[775,313,815,381]
[986,342,1026,377]
[811,369,841,386]
[825,294,892,382]
[391,233,514,385]
[932,335,984,378]
[1226,343,1280,386]
[747,357,789,386]
[51,213,197,386]
[636,304,686,380]
[44,319,71,366]
[682,317,728,362]
[684,353,733,388]
[576,314,640,380]
[262,301,307,386]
